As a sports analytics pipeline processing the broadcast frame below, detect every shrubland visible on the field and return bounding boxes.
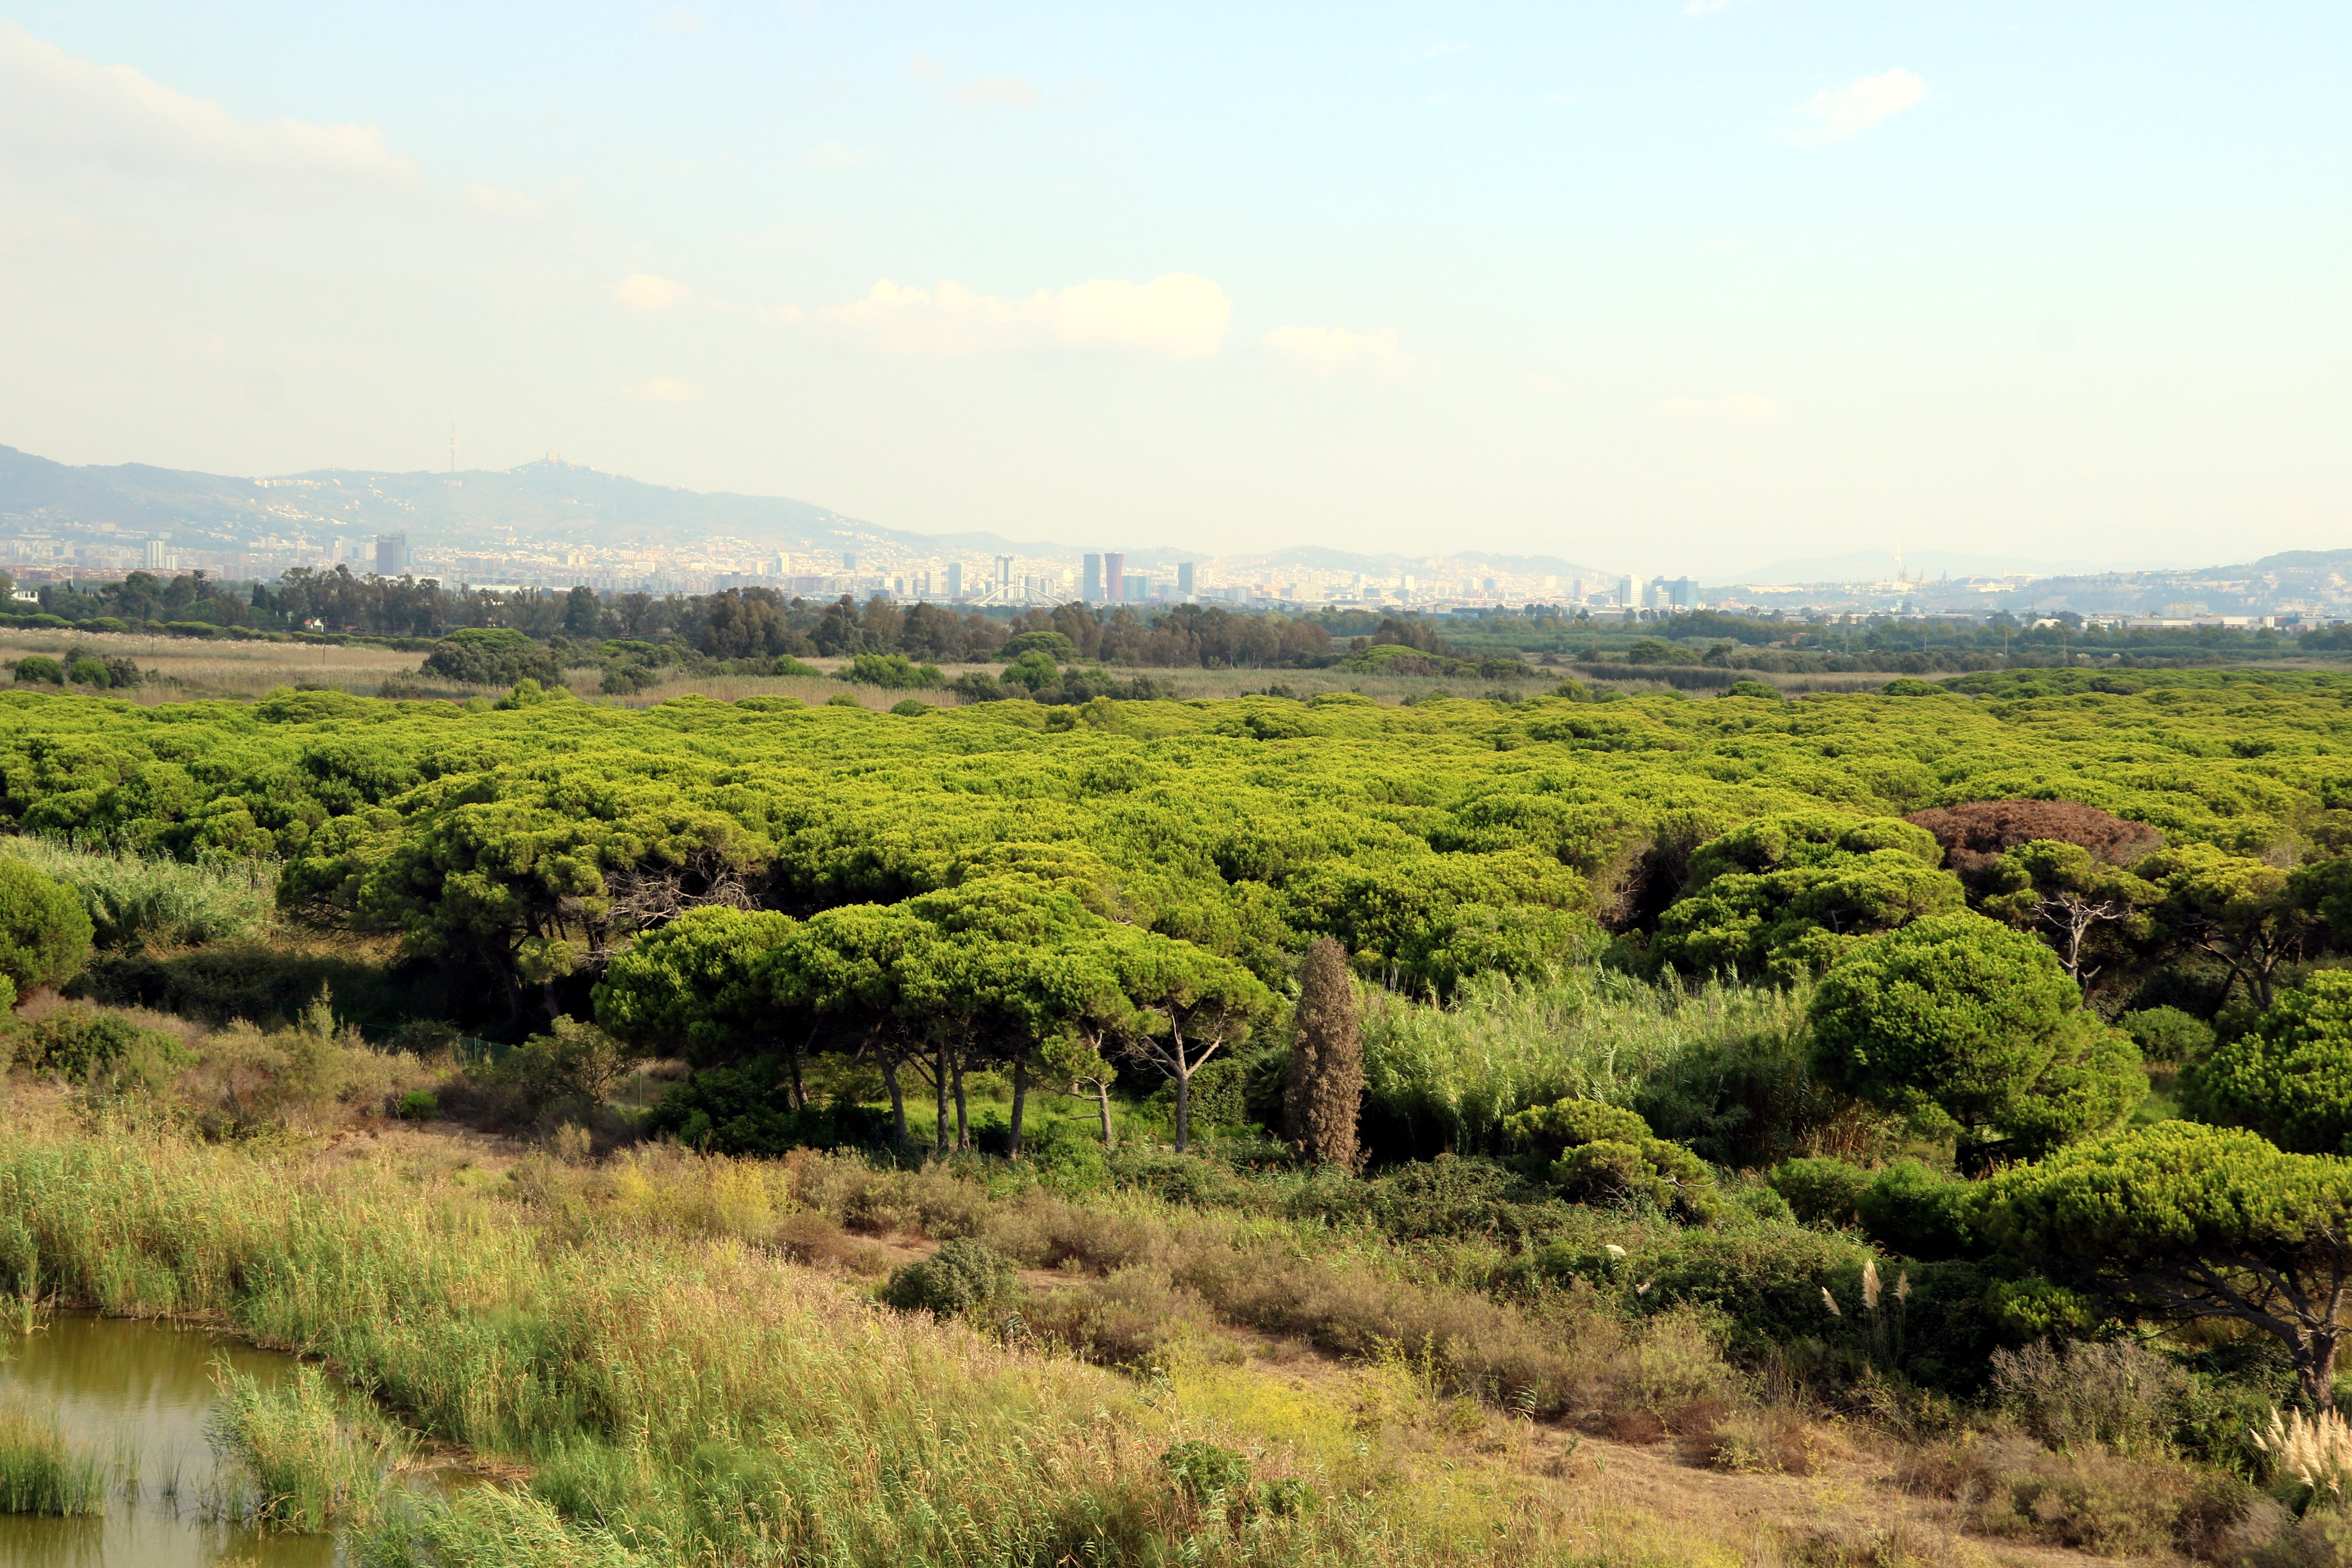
[10,671,2352,1561]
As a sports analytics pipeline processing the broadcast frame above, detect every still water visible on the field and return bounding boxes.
[0,1315,343,1567]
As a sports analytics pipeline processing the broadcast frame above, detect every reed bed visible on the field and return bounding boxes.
[209,1359,413,1533]
[0,1108,1629,1566]
[0,1395,107,1516]
[0,835,279,949]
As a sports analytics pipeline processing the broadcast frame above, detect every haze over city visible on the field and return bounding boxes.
[3,3,2346,570]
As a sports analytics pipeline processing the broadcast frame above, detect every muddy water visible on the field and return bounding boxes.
[0,1315,341,1567]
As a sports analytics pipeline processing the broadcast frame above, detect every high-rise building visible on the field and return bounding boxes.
[1103,552,1125,603]
[1616,574,1636,607]
[946,562,965,599]
[375,533,410,576]
[995,554,1014,592]
[842,551,858,570]
[143,539,170,569]
[1082,553,1103,603]
[1176,562,1195,598]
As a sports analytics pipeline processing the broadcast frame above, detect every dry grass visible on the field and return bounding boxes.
[0,627,423,701]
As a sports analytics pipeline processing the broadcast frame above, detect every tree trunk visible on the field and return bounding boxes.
[1173,1059,1191,1153]
[1008,1057,1028,1158]
[879,1053,910,1149]
[2306,1330,2342,1412]
[934,1039,951,1157]
[951,1046,970,1152]
[787,1031,809,1113]
[1095,1080,1115,1146]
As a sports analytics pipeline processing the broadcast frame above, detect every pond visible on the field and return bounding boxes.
[1,1314,394,1567]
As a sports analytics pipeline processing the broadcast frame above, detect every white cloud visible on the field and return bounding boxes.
[825,274,1229,358]
[757,303,803,325]
[798,140,873,171]
[652,7,705,37]
[615,273,692,312]
[638,377,698,403]
[0,23,417,185]
[908,55,1040,111]
[1263,325,1408,378]
[1660,393,1788,426]
[1786,68,1928,146]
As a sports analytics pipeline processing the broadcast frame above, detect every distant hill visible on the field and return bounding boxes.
[0,443,1611,582]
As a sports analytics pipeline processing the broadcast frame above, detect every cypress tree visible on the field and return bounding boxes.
[1284,937,1363,1167]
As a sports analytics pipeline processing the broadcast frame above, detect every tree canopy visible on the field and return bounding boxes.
[2182,972,2352,1153]
[1980,1121,2352,1407]
[1809,912,2144,1166]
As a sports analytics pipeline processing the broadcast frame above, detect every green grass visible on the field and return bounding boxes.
[0,1395,106,1516]
[209,1358,411,1533]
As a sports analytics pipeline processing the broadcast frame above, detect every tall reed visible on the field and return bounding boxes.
[0,1396,106,1516]
[0,833,277,949]
[209,1359,410,1532]
[1359,965,1809,1154]
[0,1109,1571,1566]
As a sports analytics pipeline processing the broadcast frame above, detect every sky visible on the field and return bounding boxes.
[0,3,2345,573]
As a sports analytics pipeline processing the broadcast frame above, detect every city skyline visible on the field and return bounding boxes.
[2,6,2346,569]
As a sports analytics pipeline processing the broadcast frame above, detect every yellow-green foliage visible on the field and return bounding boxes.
[0,672,2345,995]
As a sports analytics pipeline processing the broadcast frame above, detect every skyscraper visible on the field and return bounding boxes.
[375,533,409,576]
[1103,552,1125,603]
[946,562,965,599]
[1082,553,1102,602]
[1176,562,1195,598]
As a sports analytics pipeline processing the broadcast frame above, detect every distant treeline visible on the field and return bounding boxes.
[7,567,2347,676]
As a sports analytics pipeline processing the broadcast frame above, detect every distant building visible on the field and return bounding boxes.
[1616,574,1635,607]
[143,539,171,569]
[1177,562,1195,598]
[946,562,965,599]
[842,551,858,570]
[1103,552,1125,603]
[375,533,410,576]
[1083,552,1103,603]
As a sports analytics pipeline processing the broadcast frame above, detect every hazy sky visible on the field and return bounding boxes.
[1,4,2345,571]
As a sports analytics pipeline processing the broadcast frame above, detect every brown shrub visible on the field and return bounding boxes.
[1905,799,2165,889]
[1899,1435,2248,1560]
[1021,1265,1222,1371]
[1783,1521,1988,1568]
[1702,1406,1820,1475]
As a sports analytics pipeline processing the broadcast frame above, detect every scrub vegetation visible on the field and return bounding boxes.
[9,667,2352,1561]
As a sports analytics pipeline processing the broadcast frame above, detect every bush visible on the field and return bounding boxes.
[10,655,62,685]
[2121,1004,2215,1067]
[1160,1439,1251,1505]
[396,1090,439,1120]
[0,858,94,995]
[837,653,943,690]
[18,1005,194,1096]
[421,628,559,687]
[1990,1337,2190,1456]
[1772,1156,1872,1227]
[489,1017,639,1117]
[881,1238,1014,1317]
[1504,1096,1718,1222]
